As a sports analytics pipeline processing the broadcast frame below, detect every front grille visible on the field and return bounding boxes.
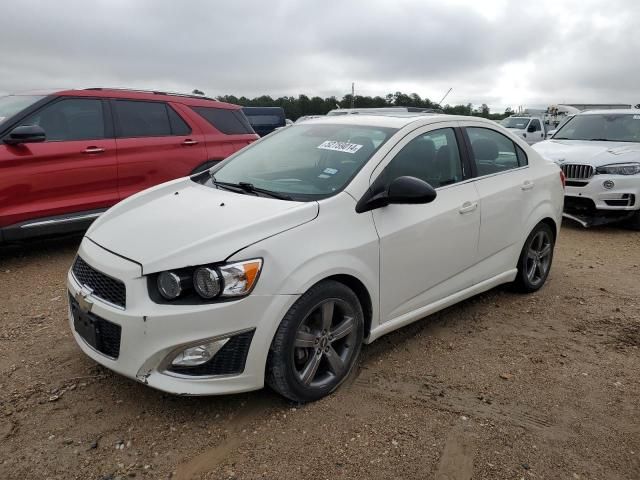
[168,330,255,376]
[70,294,122,359]
[564,196,596,214]
[561,163,595,180]
[72,256,126,309]
[604,194,635,207]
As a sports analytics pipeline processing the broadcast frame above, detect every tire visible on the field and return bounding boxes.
[513,222,555,293]
[266,280,364,402]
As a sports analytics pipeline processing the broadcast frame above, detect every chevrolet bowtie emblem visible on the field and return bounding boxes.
[75,286,94,313]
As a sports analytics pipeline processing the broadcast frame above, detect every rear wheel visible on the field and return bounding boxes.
[267,280,364,402]
[513,222,555,293]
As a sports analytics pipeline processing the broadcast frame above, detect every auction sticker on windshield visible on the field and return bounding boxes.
[318,141,363,154]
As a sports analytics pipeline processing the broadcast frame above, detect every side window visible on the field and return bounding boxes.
[114,100,171,137]
[191,107,255,135]
[530,119,541,132]
[378,128,464,188]
[466,127,522,176]
[21,98,105,141]
[167,106,191,135]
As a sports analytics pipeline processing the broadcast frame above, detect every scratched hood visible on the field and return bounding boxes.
[86,178,318,273]
[533,139,640,167]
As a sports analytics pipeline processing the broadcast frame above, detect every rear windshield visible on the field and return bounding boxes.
[0,95,45,125]
[191,107,254,135]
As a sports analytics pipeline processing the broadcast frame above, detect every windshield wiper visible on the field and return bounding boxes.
[588,138,611,141]
[212,178,292,200]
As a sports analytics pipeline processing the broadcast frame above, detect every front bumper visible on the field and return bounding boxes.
[67,238,298,396]
[563,174,639,226]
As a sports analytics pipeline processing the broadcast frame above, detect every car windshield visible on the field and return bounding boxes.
[501,117,530,129]
[0,95,45,125]
[554,113,640,142]
[201,123,397,201]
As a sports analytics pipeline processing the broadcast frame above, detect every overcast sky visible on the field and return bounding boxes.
[1,0,638,111]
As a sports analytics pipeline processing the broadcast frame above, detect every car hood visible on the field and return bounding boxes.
[533,139,640,167]
[86,179,319,274]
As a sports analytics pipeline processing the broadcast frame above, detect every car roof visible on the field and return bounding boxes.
[579,109,640,115]
[12,88,241,110]
[299,113,496,129]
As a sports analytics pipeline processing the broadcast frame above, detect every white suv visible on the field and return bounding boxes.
[534,110,640,228]
[68,114,564,402]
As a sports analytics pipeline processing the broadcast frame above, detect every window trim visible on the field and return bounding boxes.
[461,126,529,180]
[111,98,191,139]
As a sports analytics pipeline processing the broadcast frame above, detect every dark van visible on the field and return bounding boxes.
[242,107,286,137]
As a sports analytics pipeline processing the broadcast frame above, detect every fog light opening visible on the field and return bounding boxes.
[171,338,230,367]
[603,180,615,190]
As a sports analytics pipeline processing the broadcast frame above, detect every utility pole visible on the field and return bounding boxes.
[350,82,355,109]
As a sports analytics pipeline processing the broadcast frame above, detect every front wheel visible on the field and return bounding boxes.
[513,222,555,293]
[266,280,364,402]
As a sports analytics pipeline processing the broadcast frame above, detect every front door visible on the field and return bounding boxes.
[369,124,480,322]
[0,97,118,228]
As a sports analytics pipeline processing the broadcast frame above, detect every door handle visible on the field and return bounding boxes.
[83,147,105,154]
[458,201,478,214]
[521,180,535,191]
[182,139,198,146]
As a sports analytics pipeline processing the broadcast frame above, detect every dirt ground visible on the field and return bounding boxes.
[0,223,638,480]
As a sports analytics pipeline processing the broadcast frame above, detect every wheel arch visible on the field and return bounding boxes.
[322,274,373,341]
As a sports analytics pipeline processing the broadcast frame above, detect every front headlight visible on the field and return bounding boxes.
[596,163,640,175]
[150,259,263,303]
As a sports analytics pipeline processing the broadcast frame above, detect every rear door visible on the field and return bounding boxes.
[462,124,532,279]
[112,99,206,199]
[0,97,117,228]
[369,123,481,322]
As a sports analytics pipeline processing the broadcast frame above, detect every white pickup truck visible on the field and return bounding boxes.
[534,109,640,229]
[500,116,546,144]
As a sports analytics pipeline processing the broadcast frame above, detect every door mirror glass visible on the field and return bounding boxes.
[527,124,536,133]
[4,124,46,145]
[356,176,437,213]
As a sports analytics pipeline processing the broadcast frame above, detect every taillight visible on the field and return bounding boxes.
[559,170,566,189]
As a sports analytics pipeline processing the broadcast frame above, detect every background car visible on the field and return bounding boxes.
[67,113,564,402]
[0,88,258,242]
[241,106,286,136]
[533,109,640,228]
[501,115,547,144]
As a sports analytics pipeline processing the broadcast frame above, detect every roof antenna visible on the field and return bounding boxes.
[192,89,205,96]
[438,87,453,106]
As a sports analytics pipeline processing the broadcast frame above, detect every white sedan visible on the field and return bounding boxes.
[67,114,564,402]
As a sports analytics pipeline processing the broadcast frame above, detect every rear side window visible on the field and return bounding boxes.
[192,107,254,135]
[20,98,105,141]
[466,127,526,176]
[167,107,191,135]
[114,100,191,137]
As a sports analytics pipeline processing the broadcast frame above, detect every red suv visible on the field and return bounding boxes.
[0,88,258,242]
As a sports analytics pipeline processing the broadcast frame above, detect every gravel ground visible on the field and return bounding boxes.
[0,223,638,479]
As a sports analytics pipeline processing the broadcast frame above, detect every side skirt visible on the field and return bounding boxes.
[366,269,518,343]
[0,209,106,242]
